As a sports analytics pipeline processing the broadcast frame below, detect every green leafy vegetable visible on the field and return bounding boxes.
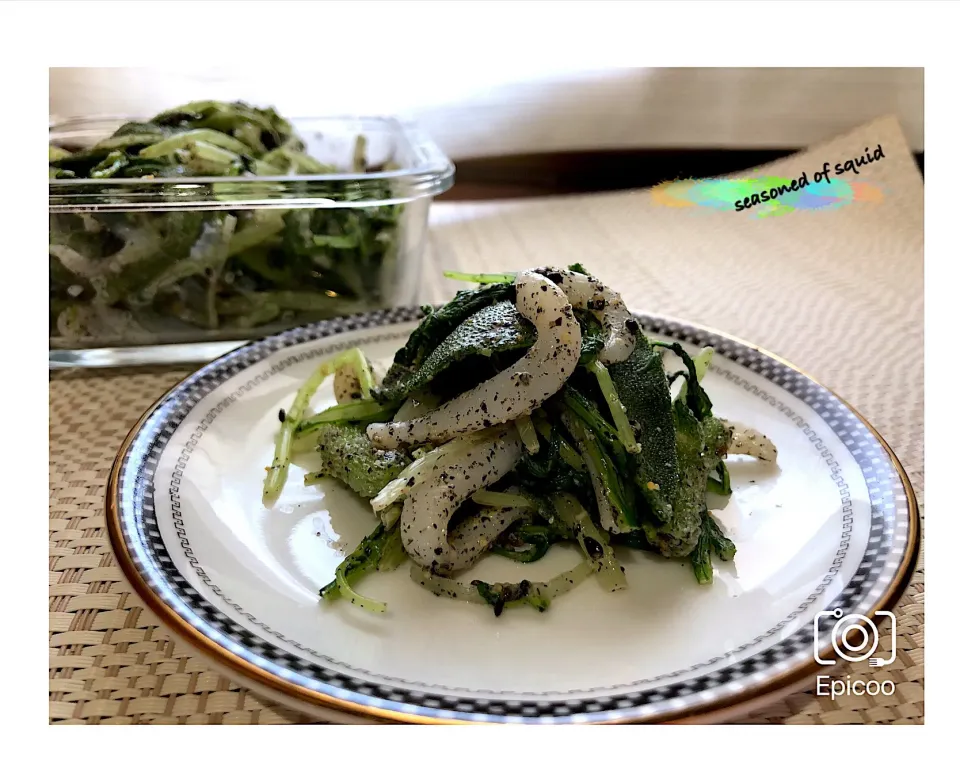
[263,348,378,503]
[491,522,573,563]
[707,460,732,496]
[411,559,597,616]
[376,299,612,403]
[300,422,412,498]
[514,422,588,491]
[690,512,737,584]
[584,359,640,454]
[561,386,628,471]
[381,283,517,386]
[49,100,400,345]
[515,414,541,454]
[561,411,637,533]
[319,522,405,611]
[473,579,550,615]
[551,492,626,592]
[609,528,657,551]
[575,310,606,365]
[654,341,713,421]
[376,300,535,402]
[90,151,129,179]
[531,414,585,471]
[139,129,254,158]
[297,398,399,429]
[647,398,730,559]
[443,271,518,285]
[608,333,680,518]
[677,346,715,404]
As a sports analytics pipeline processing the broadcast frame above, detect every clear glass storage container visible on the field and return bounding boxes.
[49,114,454,368]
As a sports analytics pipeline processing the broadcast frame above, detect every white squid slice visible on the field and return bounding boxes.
[400,426,523,570]
[728,424,778,462]
[367,270,581,449]
[533,266,637,363]
[441,502,534,574]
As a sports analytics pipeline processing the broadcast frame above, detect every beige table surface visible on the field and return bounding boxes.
[49,115,923,724]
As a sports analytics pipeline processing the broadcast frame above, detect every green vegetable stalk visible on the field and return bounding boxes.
[561,410,637,533]
[551,492,627,592]
[263,348,375,503]
[690,512,737,584]
[320,522,406,611]
[584,359,641,453]
[49,101,402,346]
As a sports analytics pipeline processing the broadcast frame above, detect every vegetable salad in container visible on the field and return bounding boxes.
[49,101,454,367]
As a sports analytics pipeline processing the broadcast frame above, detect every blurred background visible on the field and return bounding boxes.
[50,67,923,199]
[49,65,925,357]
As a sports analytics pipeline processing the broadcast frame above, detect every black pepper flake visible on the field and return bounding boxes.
[278,408,286,423]
[584,537,604,559]
[625,319,640,333]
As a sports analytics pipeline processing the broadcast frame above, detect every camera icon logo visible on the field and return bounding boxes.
[813,608,896,667]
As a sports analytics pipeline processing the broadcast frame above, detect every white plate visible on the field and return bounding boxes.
[108,308,919,724]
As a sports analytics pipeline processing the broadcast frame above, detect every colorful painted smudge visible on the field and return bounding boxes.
[652,176,884,218]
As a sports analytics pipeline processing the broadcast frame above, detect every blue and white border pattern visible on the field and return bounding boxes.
[115,308,914,723]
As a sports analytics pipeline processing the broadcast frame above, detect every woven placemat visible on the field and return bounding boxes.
[49,115,924,724]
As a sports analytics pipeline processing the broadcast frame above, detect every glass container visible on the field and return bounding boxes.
[49,115,454,368]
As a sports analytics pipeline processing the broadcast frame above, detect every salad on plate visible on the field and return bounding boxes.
[262,265,777,616]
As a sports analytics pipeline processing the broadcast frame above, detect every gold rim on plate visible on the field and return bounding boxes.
[105,315,922,725]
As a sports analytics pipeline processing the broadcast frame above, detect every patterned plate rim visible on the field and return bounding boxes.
[106,307,921,724]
